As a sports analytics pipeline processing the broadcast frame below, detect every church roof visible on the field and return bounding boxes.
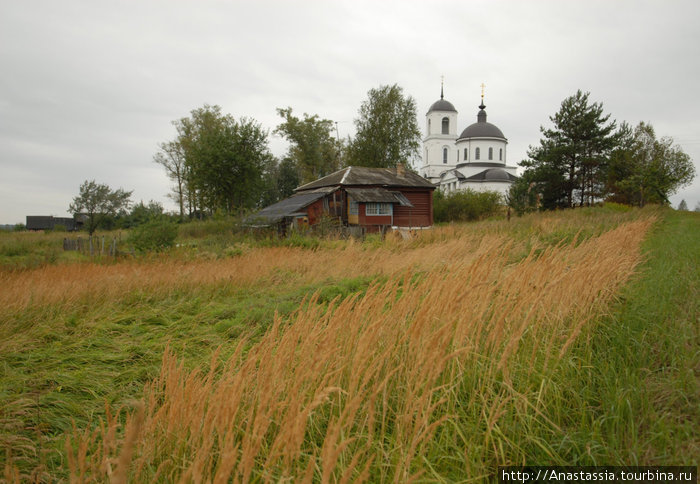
[464,168,517,183]
[457,102,506,140]
[427,98,457,113]
[427,84,457,113]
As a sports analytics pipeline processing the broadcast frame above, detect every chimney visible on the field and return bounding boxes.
[395,163,405,175]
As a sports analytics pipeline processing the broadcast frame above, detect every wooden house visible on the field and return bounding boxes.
[249,166,436,234]
[26,215,82,231]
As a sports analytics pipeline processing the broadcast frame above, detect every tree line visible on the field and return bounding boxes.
[153,84,421,219]
[510,90,695,213]
[68,86,695,231]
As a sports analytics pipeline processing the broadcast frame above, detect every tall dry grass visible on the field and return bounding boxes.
[0,207,642,315]
[64,217,654,482]
[0,232,494,315]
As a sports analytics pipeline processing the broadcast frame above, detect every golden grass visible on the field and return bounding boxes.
[0,231,495,314]
[64,217,655,482]
[0,208,639,315]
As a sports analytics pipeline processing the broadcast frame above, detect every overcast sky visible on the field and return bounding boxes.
[2,0,699,224]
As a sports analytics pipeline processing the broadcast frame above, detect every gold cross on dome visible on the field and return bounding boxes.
[480,83,486,101]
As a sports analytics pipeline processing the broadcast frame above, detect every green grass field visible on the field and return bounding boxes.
[1,207,697,481]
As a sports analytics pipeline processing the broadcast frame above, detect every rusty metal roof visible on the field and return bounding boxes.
[295,166,435,192]
[345,188,414,207]
[245,191,329,225]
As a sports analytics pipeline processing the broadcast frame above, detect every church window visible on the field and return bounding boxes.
[428,119,431,134]
[443,147,448,164]
[464,148,468,161]
[475,147,480,160]
[441,117,449,134]
[488,147,493,160]
[499,148,503,161]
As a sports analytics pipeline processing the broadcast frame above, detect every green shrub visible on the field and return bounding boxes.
[433,189,503,223]
[601,201,633,212]
[128,221,178,252]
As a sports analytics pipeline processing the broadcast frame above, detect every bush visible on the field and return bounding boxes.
[178,216,241,239]
[433,189,503,223]
[128,221,178,252]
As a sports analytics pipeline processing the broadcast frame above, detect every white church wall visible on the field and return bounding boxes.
[456,139,507,163]
[426,111,458,136]
[467,182,511,197]
[424,141,457,166]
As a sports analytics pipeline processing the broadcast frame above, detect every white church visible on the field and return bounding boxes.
[418,85,518,197]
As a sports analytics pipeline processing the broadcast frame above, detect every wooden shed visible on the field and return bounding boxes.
[249,166,435,234]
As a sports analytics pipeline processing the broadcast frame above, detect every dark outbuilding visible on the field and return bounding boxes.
[248,166,436,234]
[26,216,81,231]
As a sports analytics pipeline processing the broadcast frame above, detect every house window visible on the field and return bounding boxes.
[443,147,448,164]
[365,203,392,216]
[441,117,449,134]
[475,147,480,160]
[488,147,493,160]
[464,148,468,161]
[499,148,503,161]
[349,200,359,215]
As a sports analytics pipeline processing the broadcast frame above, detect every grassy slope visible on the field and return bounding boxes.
[1,208,697,479]
[0,277,372,476]
[537,208,698,466]
[584,209,699,463]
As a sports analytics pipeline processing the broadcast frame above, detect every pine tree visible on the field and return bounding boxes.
[520,90,617,209]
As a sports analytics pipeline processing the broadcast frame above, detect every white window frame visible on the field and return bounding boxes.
[349,200,359,215]
[365,202,392,216]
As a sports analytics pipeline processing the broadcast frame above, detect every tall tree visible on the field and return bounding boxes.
[506,173,539,216]
[166,105,274,215]
[153,140,187,220]
[606,122,695,206]
[347,84,421,169]
[521,90,618,209]
[276,157,302,199]
[68,180,132,235]
[274,107,342,184]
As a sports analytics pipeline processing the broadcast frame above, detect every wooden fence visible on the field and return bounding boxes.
[63,236,119,257]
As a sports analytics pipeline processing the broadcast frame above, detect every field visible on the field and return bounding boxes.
[1,206,698,482]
